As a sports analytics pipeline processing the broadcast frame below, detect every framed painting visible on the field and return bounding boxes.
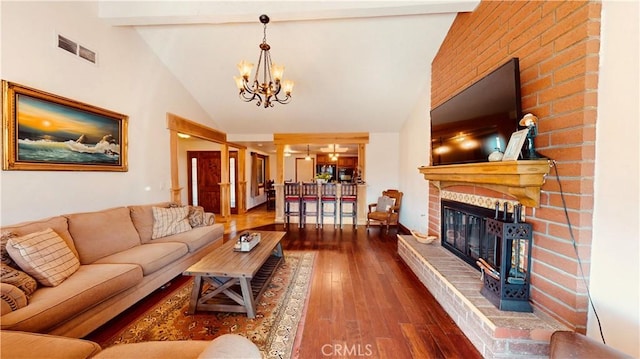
[502,128,529,161]
[2,81,128,171]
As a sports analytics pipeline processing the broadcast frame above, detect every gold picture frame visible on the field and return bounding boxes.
[502,128,529,161]
[2,81,128,171]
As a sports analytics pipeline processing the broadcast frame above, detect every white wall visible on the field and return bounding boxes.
[365,133,400,206]
[284,155,317,183]
[0,1,215,225]
[589,1,640,356]
[398,83,431,234]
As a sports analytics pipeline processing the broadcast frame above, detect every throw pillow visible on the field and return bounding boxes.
[376,196,394,212]
[188,206,206,227]
[1,283,27,314]
[1,231,18,267]
[152,206,192,239]
[6,228,80,287]
[203,213,216,226]
[1,263,38,296]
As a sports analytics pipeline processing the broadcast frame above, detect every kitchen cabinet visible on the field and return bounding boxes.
[338,157,357,168]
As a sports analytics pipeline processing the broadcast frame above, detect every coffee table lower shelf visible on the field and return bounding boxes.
[187,254,283,318]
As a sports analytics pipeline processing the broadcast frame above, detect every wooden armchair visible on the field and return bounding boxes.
[366,189,403,233]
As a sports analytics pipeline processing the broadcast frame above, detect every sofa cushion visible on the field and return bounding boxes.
[152,206,192,239]
[93,340,210,359]
[129,202,172,244]
[66,207,142,264]
[94,242,188,276]
[1,283,28,314]
[151,224,224,253]
[6,228,80,287]
[1,264,37,296]
[0,216,79,260]
[1,330,102,359]
[0,263,142,333]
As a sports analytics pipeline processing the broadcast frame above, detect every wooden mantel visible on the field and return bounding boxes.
[419,160,551,207]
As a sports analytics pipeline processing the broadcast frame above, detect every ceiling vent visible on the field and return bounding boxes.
[57,34,97,64]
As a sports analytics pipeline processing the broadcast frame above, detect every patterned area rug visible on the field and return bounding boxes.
[100,251,315,359]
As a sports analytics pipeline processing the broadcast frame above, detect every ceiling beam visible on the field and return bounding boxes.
[273,132,369,145]
[98,1,479,27]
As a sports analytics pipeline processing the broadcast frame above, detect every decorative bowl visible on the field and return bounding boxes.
[410,230,437,244]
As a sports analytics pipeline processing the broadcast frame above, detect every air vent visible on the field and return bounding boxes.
[57,34,98,65]
[57,35,77,55]
[78,45,96,64]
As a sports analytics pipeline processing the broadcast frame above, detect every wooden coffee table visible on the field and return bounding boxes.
[183,231,285,318]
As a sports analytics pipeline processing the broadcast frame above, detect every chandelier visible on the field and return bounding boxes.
[234,14,294,108]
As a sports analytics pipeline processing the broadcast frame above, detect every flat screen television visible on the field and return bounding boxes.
[430,58,522,166]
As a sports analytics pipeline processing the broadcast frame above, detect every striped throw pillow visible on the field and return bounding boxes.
[6,228,80,287]
[151,206,192,239]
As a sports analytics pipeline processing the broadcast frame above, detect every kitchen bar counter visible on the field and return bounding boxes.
[273,183,367,226]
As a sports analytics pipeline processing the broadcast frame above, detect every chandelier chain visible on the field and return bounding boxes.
[263,23,268,44]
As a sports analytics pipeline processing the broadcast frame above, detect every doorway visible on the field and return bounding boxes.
[187,151,221,213]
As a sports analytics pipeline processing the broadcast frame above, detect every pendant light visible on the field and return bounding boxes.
[304,145,311,161]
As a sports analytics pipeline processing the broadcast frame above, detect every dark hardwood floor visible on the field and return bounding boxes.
[268,223,482,359]
[86,206,482,358]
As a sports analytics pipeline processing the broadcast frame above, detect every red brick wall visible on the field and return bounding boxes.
[429,0,601,332]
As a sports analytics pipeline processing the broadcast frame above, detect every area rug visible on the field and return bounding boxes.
[100,251,315,359]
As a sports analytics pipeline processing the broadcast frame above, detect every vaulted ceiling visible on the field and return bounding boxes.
[99,1,479,152]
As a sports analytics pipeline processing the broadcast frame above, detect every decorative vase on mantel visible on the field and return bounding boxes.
[488,149,504,162]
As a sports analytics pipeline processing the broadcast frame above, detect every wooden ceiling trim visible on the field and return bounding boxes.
[273,132,369,145]
[167,113,226,143]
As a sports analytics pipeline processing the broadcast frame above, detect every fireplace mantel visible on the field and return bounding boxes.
[419,160,551,207]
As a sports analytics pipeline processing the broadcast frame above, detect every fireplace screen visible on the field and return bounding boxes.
[441,200,496,268]
[441,199,533,312]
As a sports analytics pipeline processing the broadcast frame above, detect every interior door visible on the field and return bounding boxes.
[187,151,221,213]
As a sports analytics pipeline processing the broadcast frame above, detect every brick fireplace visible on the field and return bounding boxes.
[425,0,602,333]
[406,162,567,357]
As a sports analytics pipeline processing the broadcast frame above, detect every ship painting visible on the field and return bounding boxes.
[16,94,122,165]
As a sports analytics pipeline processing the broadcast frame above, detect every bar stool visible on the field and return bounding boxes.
[284,182,302,228]
[320,183,338,228]
[301,182,320,228]
[339,183,358,229]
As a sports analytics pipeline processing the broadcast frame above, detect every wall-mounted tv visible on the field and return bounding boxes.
[430,58,522,166]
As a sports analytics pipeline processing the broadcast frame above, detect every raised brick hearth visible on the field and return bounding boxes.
[398,235,567,358]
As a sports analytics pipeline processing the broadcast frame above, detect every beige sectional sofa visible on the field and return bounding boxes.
[0,203,224,338]
[1,330,261,359]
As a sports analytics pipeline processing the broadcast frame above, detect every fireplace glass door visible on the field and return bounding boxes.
[441,200,497,269]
